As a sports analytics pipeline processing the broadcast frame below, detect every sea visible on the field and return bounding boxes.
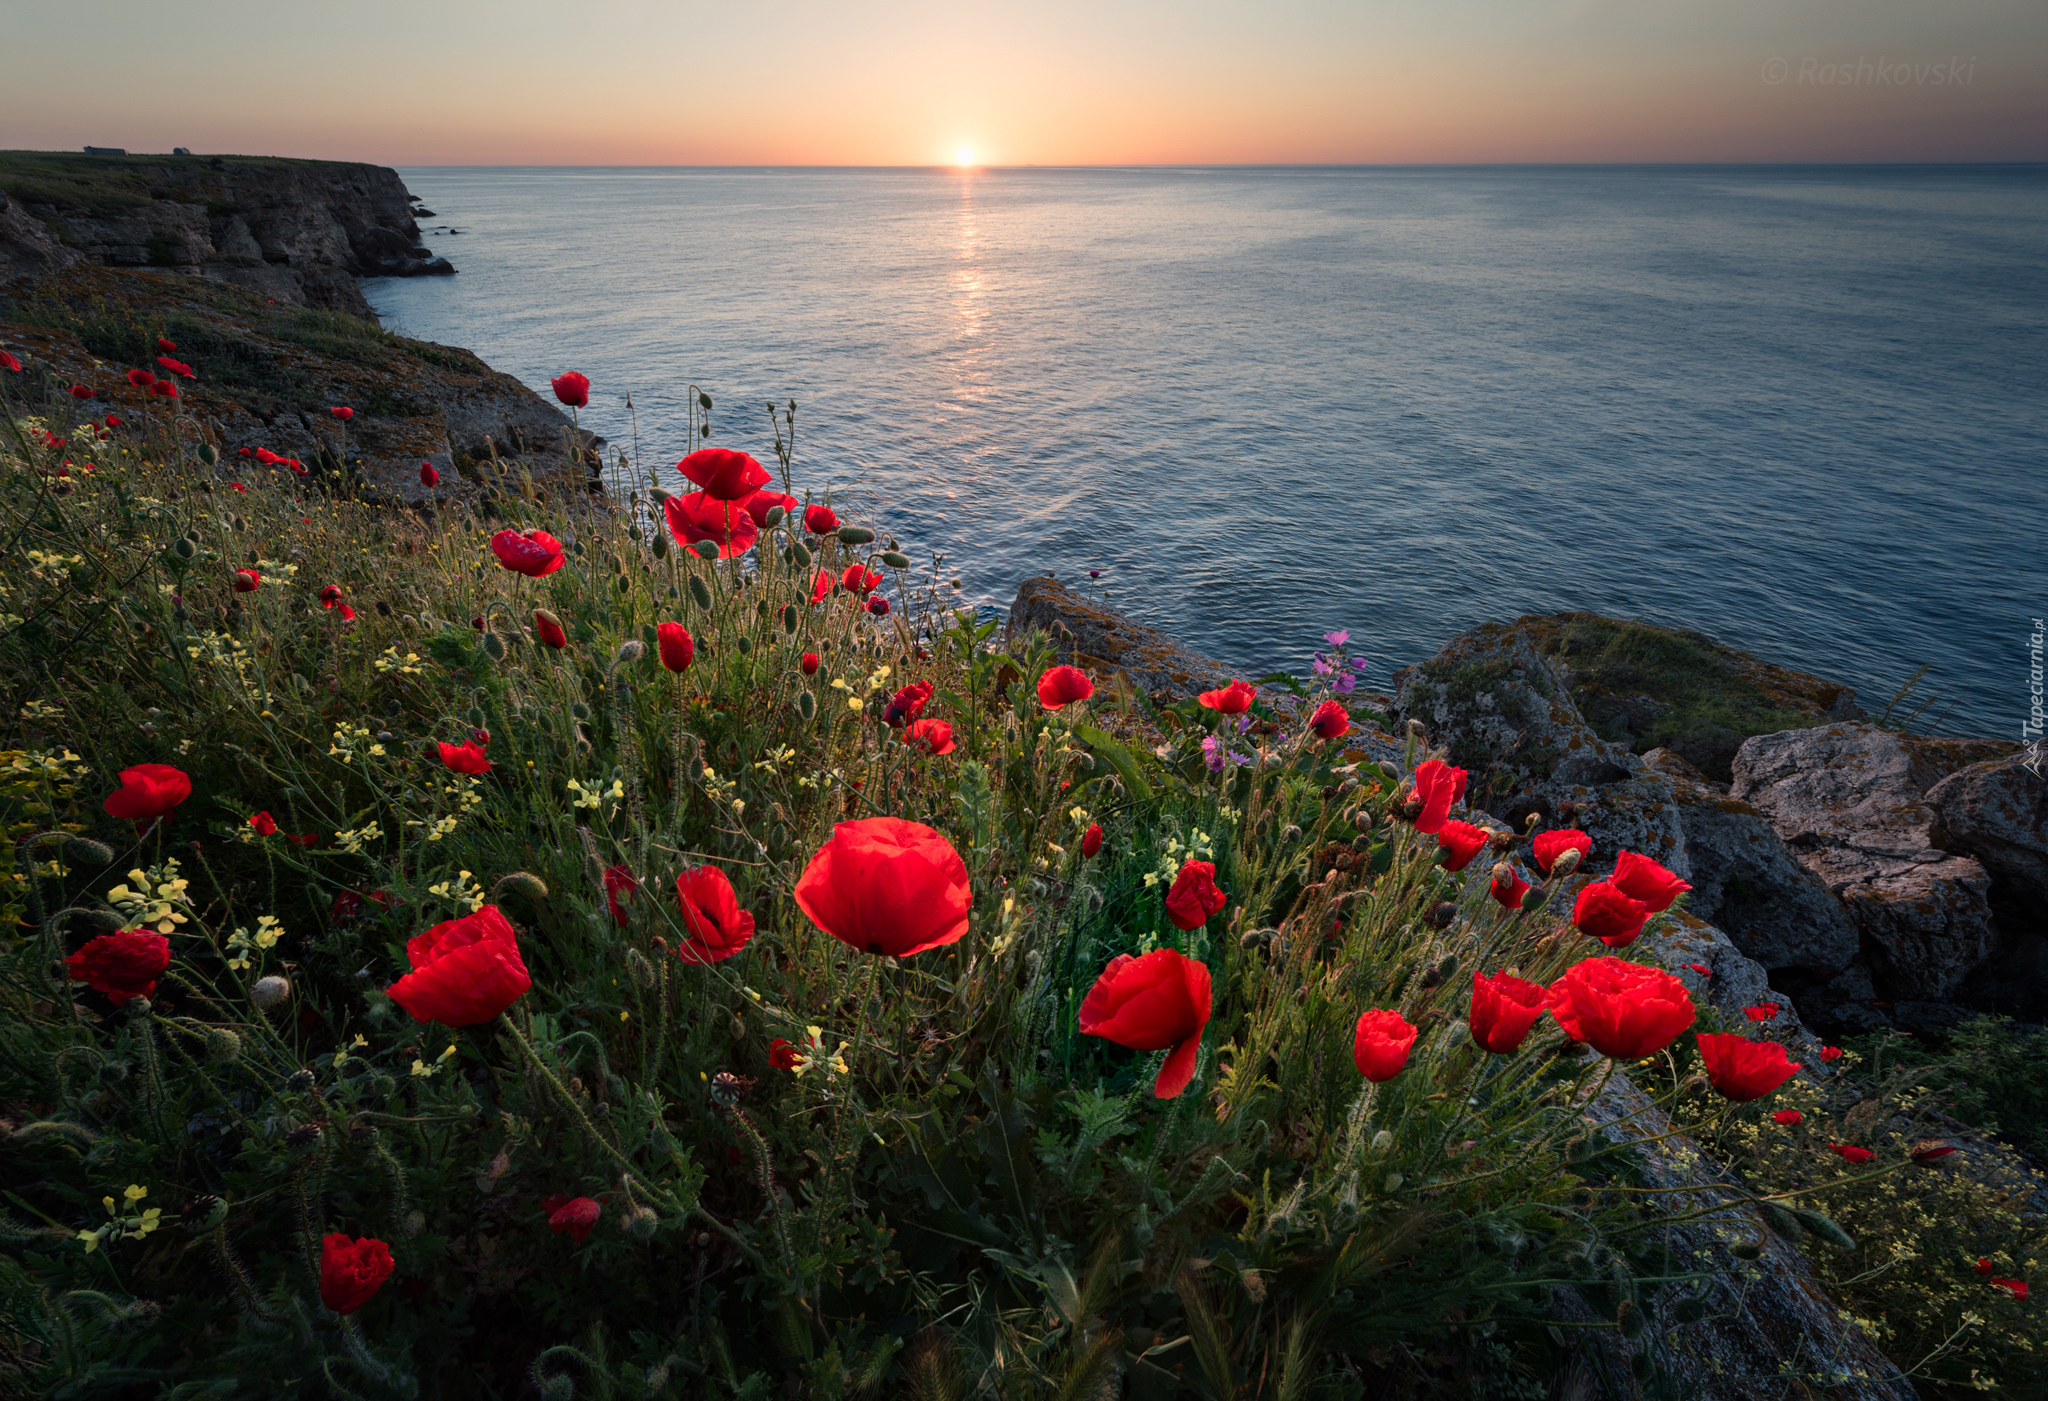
[365,165,2048,740]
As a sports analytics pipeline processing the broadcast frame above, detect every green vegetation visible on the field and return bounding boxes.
[0,150,376,215]
[0,364,2037,1398]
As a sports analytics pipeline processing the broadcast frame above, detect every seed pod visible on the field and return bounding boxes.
[286,1068,316,1093]
[781,603,799,633]
[492,871,550,902]
[171,537,196,559]
[184,1194,229,1231]
[762,506,786,528]
[688,575,713,610]
[250,975,291,1010]
[285,1123,323,1152]
[736,636,752,655]
[64,838,115,868]
[204,1027,242,1063]
[231,514,247,532]
[1549,846,1584,879]
[650,531,669,559]
[1520,886,1550,913]
[1425,901,1457,930]
[623,1204,659,1239]
[788,541,811,567]
[697,391,713,410]
[1794,1208,1857,1251]
[482,631,506,660]
[615,575,630,595]
[880,551,910,569]
[1617,1298,1646,1338]
[624,947,656,987]
[836,525,875,546]
[570,702,591,719]
[198,444,219,466]
[691,540,720,560]
[1438,951,1460,979]
[614,639,645,666]
[797,691,816,720]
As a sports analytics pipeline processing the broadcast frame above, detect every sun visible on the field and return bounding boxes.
[953,145,977,168]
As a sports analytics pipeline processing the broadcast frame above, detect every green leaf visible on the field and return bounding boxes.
[1072,724,1153,804]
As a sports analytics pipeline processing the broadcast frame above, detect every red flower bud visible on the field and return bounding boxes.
[1081,823,1104,858]
[1353,1008,1418,1082]
[330,406,353,421]
[420,462,439,487]
[319,1234,394,1314]
[550,371,590,408]
[1828,1143,1875,1164]
[533,609,568,650]
[800,651,821,675]
[656,621,694,672]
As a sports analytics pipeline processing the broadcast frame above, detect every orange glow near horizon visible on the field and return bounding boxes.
[1,1,2041,166]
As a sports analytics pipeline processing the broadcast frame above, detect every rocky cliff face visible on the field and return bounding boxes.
[0,151,450,317]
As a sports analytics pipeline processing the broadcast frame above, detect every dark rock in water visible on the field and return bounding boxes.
[412,206,436,217]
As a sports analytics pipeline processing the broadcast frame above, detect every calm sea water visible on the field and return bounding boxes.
[367,165,2048,739]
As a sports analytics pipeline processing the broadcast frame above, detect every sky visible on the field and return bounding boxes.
[3,0,2042,165]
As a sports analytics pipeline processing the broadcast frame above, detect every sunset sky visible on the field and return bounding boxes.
[4,0,2041,165]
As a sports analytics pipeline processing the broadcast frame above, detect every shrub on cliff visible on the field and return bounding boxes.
[0,362,2013,1398]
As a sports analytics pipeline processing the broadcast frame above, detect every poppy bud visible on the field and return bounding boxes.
[1761,1203,1802,1242]
[172,537,197,559]
[837,525,876,546]
[788,542,812,567]
[199,444,219,465]
[250,975,291,1010]
[1547,846,1584,879]
[624,948,656,988]
[65,838,114,868]
[1425,901,1456,930]
[1671,1295,1707,1324]
[614,640,645,666]
[691,541,720,560]
[1617,1299,1645,1339]
[1730,1240,1763,1261]
[697,391,713,410]
[493,871,550,902]
[534,610,567,650]
[205,1027,242,1063]
[688,576,713,610]
[781,603,799,633]
[482,631,507,660]
[1794,1208,1857,1251]
[881,551,910,569]
[651,532,669,559]
[623,1204,659,1239]
[762,506,786,528]
[736,636,753,655]
[798,691,817,720]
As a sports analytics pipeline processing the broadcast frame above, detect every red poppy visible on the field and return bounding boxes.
[804,503,839,533]
[150,379,179,399]
[1994,1279,2029,1301]
[1469,970,1548,1053]
[657,621,694,672]
[906,718,955,755]
[1,350,22,372]
[420,462,439,487]
[1546,956,1695,1060]
[1829,1143,1874,1164]
[865,596,890,616]
[769,1037,801,1069]
[1436,819,1488,872]
[1347,1008,1416,1082]
[1910,1141,1957,1164]
[105,414,122,427]
[233,569,261,593]
[69,385,95,400]
[676,448,771,501]
[437,740,491,774]
[255,448,281,465]
[1081,823,1104,859]
[1407,759,1467,836]
[1744,1003,1780,1022]
[1573,881,1651,948]
[229,481,246,492]
[1197,679,1256,715]
[336,603,356,621]
[332,889,365,924]
[1037,665,1094,711]
[1532,828,1591,877]
[154,356,195,379]
[544,1195,601,1243]
[1164,859,1226,930]
[157,338,176,353]
[801,651,821,675]
[66,929,171,1002]
[534,609,568,650]
[1309,699,1350,740]
[1819,1045,1844,1063]
[104,763,191,823]
[810,569,833,604]
[319,584,343,606]
[794,817,971,958]
[319,1234,394,1315]
[884,680,934,727]
[601,864,637,926]
[490,528,566,577]
[675,866,757,964]
[288,833,320,848]
[236,446,251,457]
[742,491,797,528]
[664,491,760,557]
[385,906,532,1027]
[1489,865,1530,910]
[1978,1258,1996,1276]
[1773,1109,1804,1125]
[330,406,353,421]
[1612,850,1692,913]
[841,563,882,596]
[248,811,278,836]
[550,371,590,408]
[1696,1033,1802,1101]
[1687,963,1712,976]
[1079,948,1213,1098]
[127,368,155,387]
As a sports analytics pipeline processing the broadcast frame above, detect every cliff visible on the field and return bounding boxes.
[0,150,450,318]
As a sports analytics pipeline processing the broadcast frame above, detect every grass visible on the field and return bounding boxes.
[0,151,388,216]
[0,360,2036,1399]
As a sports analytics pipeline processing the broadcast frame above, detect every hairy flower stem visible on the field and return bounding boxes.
[728,1106,796,1275]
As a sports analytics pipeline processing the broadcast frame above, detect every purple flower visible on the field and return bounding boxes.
[1312,655,1334,676]
[1089,569,1101,579]
[1333,673,1356,695]
[1200,735,1226,773]
[1352,657,1369,672]
[1324,629,1349,647]
[1234,713,1253,735]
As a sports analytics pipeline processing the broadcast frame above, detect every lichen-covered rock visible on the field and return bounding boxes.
[1929,747,2048,908]
[1732,724,2009,1005]
[1640,747,1862,981]
[1571,1071,1913,1401]
[1391,620,1686,876]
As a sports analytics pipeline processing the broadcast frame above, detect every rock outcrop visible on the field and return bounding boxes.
[1929,748,2048,910]
[1731,725,2020,1030]
[0,151,450,318]
[0,264,596,504]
